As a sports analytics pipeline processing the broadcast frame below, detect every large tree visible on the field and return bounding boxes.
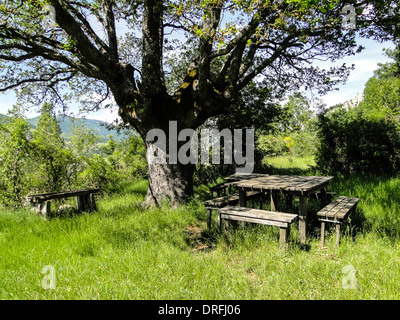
[0,0,398,205]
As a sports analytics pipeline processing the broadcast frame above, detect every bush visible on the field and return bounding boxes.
[316,106,400,175]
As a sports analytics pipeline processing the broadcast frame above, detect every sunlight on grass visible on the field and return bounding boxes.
[264,156,316,175]
[1,171,400,299]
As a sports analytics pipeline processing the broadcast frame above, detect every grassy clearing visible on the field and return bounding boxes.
[1,160,400,299]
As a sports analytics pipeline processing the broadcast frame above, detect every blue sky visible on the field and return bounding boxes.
[0,37,395,123]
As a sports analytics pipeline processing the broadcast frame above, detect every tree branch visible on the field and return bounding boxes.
[102,0,119,60]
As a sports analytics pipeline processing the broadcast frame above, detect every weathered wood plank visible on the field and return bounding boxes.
[25,188,100,202]
[218,206,298,223]
[218,206,296,250]
[318,196,359,247]
[317,196,359,221]
[232,175,333,193]
[224,173,268,182]
[280,226,290,249]
[204,191,262,208]
[220,213,289,228]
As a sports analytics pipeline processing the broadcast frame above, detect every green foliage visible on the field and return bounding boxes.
[316,106,400,175]
[0,106,32,207]
[361,76,400,116]
[359,46,400,118]
[316,48,400,176]
[30,103,73,193]
[257,93,319,161]
[0,104,148,208]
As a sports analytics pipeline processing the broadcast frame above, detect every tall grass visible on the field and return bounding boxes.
[1,160,400,299]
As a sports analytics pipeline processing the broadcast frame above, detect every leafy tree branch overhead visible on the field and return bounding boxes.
[0,0,399,205]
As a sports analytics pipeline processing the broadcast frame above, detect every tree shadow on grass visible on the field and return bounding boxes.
[184,224,220,253]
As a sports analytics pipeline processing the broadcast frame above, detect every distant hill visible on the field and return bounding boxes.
[0,114,126,142]
[0,114,8,123]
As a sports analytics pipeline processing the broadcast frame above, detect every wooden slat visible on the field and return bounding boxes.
[204,193,240,207]
[218,206,298,224]
[317,196,359,221]
[204,191,262,208]
[224,173,268,182]
[232,175,334,193]
[318,196,358,217]
[220,213,289,228]
[25,188,100,202]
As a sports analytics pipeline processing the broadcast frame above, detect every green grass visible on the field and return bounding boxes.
[263,155,316,175]
[1,161,400,299]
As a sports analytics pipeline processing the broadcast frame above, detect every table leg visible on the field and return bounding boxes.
[270,191,277,212]
[286,194,293,211]
[320,187,327,209]
[239,189,247,207]
[299,195,308,245]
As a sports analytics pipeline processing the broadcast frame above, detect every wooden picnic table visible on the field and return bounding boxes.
[230,174,334,244]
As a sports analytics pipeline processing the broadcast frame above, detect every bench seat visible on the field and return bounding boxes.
[317,196,359,246]
[218,206,298,249]
[203,191,263,229]
[209,182,230,197]
[25,188,100,217]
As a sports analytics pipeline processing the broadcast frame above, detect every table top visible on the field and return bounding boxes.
[224,173,269,182]
[231,174,334,194]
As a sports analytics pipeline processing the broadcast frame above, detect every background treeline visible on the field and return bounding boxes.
[316,46,400,175]
[1,46,399,208]
[0,103,147,208]
[199,45,400,182]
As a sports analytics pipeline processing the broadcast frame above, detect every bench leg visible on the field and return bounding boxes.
[77,194,94,212]
[335,223,341,246]
[30,201,40,213]
[279,226,290,250]
[41,201,51,218]
[207,209,212,230]
[89,193,97,211]
[320,221,326,247]
[218,216,230,235]
[299,195,308,245]
[76,195,88,211]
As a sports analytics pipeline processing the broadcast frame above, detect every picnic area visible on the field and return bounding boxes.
[1,0,400,302]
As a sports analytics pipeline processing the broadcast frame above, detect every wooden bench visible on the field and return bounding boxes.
[317,196,360,247]
[203,191,263,229]
[209,182,230,197]
[25,188,100,218]
[218,206,298,249]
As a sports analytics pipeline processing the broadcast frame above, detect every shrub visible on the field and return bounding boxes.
[316,107,400,175]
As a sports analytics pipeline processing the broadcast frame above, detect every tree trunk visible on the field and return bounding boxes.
[144,142,195,206]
